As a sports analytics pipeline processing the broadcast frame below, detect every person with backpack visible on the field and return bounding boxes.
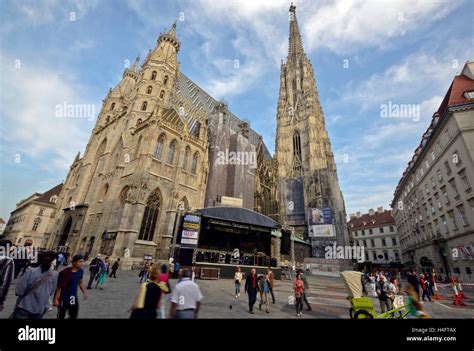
[109,258,120,278]
[12,251,58,319]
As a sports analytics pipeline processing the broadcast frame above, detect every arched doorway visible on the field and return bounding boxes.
[58,216,72,248]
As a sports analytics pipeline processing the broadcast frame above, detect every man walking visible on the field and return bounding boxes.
[109,258,120,278]
[170,268,203,319]
[245,268,259,314]
[86,254,102,289]
[376,275,391,313]
[54,255,88,319]
[420,274,432,302]
[300,270,312,311]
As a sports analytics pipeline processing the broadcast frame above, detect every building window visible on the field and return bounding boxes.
[437,169,443,182]
[431,151,435,160]
[381,238,386,246]
[136,118,142,126]
[372,252,377,261]
[163,75,169,85]
[448,210,457,230]
[459,170,471,191]
[431,177,436,188]
[154,134,165,160]
[390,226,394,232]
[457,205,469,226]
[467,267,472,275]
[384,252,388,260]
[138,188,161,241]
[425,184,430,194]
[395,252,400,260]
[141,101,148,111]
[379,227,384,234]
[160,90,165,99]
[362,230,365,236]
[449,179,459,198]
[444,160,452,175]
[190,152,199,175]
[454,267,460,274]
[392,237,397,246]
[110,102,115,111]
[182,147,190,171]
[166,140,177,165]
[32,219,41,232]
[151,71,157,80]
[146,86,153,94]
[369,229,373,235]
[370,239,375,247]
[39,208,44,216]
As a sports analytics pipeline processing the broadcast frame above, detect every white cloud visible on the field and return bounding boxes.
[303,0,462,54]
[0,56,94,172]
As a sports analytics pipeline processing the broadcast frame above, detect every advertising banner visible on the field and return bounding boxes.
[180,213,201,248]
[307,207,335,238]
[283,176,305,224]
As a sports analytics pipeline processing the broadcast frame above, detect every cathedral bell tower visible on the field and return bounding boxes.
[274,4,348,257]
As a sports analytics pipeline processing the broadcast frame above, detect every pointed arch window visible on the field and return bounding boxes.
[154,134,165,160]
[163,75,169,86]
[166,139,177,165]
[139,188,161,241]
[160,90,165,99]
[146,86,153,94]
[141,101,148,111]
[110,102,115,111]
[293,131,302,158]
[191,152,199,175]
[151,71,157,80]
[182,146,190,171]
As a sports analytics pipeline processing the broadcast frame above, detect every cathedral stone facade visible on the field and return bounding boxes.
[271,5,348,257]
[46,6,349,266]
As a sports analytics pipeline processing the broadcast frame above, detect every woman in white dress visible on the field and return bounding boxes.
[368,273,377,297]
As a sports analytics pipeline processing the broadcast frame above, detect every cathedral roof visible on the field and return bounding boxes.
[176,72,272,159]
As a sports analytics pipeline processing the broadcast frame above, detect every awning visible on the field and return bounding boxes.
[196,207,280,229]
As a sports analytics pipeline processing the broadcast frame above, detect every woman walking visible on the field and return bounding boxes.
[258,273,270,313]
[95,257,109,290]
[234,267,243,298]
[294,273,304,317]
[130,266,168,319]
[158,264,171,319]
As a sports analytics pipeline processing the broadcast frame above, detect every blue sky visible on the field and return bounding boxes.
[0,0,473,220]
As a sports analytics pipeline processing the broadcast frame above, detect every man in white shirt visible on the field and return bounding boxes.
[170,268,203,319]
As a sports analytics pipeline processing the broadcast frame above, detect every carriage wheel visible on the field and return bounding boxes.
[354,310,373,319]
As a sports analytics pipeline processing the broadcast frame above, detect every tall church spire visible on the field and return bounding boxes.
[288,3,304,60]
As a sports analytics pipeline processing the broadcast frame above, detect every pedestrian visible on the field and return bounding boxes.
[420,274,432,302]
[109,258,120,278]
[427,274,435,296]
[406,284,429,318]
[14,240,33,278]
[234,266,243,298]
[258,274,270,313]
[86,254,102,289]
[267,267,275,304]
[300,270,312,311]
[244,268,259,314]
[130,265,167,319]
[173,261,180,279]
[388,277,401,317]
[407,271,420,298]
[95,256,109,289]
[294,273,304,317]
[368,272,377,297]
[12,251,58,319]
[0,240,15,314]
[170,268,203,319]
[376,275,391,313]
[158,264,171,319]
[54,255,88,319]
[56,252,64,268]
[139,261,149,283]
[63,251,70,266]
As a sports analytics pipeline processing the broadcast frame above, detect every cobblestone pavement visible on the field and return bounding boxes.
[1,269,473,319]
